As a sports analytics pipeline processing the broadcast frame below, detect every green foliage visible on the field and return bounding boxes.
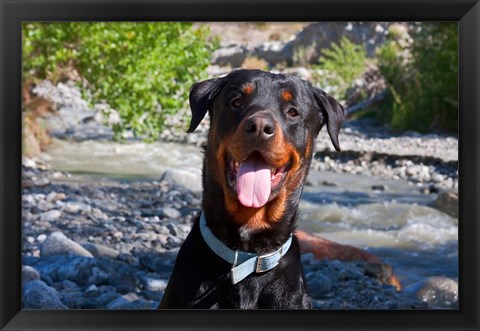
[377,23,458,132]
[312,37,367,99]
[23,22,218,140]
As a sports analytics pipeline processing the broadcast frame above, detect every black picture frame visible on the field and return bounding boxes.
[1,1,479,330]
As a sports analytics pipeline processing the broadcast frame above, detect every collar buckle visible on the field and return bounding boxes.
[255,246,283,273]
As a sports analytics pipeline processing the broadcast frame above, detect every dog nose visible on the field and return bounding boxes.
[245,116,276,141]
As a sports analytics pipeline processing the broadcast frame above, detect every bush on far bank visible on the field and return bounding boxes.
[376,23,458,133]
[23,22,218,141]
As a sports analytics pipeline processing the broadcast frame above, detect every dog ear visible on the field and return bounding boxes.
[312,87,345,151]
[187,76,227,133]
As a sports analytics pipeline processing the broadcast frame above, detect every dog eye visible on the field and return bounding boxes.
[286,107,299,118]
[230,97,242,108]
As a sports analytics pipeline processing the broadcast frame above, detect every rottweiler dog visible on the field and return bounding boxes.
[159,69,344,309]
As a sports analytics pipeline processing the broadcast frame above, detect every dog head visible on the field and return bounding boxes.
[188,69,344,232]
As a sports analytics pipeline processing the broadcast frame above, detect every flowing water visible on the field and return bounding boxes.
[47,139,458,288]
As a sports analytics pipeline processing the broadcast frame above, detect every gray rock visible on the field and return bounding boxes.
[166,235,182,248]
[39,210,62,222]
[63,201,92,214]
[82,242,119,259]
[85,284,99,297]
[161,168,202,192]
[252,41,288,66]
[22,265,40,283]
[140,275,168,292]
[106,293,154,309]
[108,298,157,310]
[158,207,181,220]
[52,257,108,286]
[405,276,458,309]
[46,192,66,203]
[211,44,249,67]
[82,292,120,309]
[30,206,42,214]
[22,280,68,309]
[55,279,80,292]
[141,289,164,302]
[432,191,458,218]
[139,253,176,273]
[308,274,334,298]
[283,22,392,66]
[36,233,47,243]
[58,290,85,309]
[41,231,94,258]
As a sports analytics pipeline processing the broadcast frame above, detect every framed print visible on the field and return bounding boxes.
[1,0,479,330]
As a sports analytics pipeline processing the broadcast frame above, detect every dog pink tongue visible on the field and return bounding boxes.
[236,155,271,208]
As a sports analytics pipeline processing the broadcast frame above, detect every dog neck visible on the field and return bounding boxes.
[201,175,302,254]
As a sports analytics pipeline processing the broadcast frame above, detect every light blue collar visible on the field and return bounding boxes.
[199,213,293,284]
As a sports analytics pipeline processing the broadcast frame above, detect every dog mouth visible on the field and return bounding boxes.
[226,151,289,208]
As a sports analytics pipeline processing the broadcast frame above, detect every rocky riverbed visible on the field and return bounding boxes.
[22,155,460,310]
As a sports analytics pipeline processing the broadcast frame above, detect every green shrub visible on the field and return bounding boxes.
[23,22,218,140]
[377,23,458,132]
[312,37,367,99]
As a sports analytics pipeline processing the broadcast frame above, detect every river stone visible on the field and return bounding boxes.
[141,289,164,302]
[161,168,202,192]
[39,210,62,222]
[406,276,458,309]
[36,233,47,243]
[55,257,107,286]
[82,292,121,309]
[47,192,66,203]
[432,191,458,219]
[23,280,68,309]
[41,231,94,258]
[22,265,40,283]
[211,44,249,67]
[82,242,119,259]
[139,275,168,292]
[158,207,181,220]
[107,298,156,310]
[63,201,92,214]
[106,293,151,309]
[308,274,334,298]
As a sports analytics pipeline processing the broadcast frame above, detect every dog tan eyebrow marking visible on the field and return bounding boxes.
[242,83,254,95]
[281,90,294,102]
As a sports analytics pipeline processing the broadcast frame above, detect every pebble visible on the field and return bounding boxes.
[47,192,66,203]
[82,243,119,259]
[157,207,181,219]
[139,276,169,292]
[63,202,92,214]
[22,265,40,283]
[41,231,94,258]
[106,293,155,310]
[39,210,62,222]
